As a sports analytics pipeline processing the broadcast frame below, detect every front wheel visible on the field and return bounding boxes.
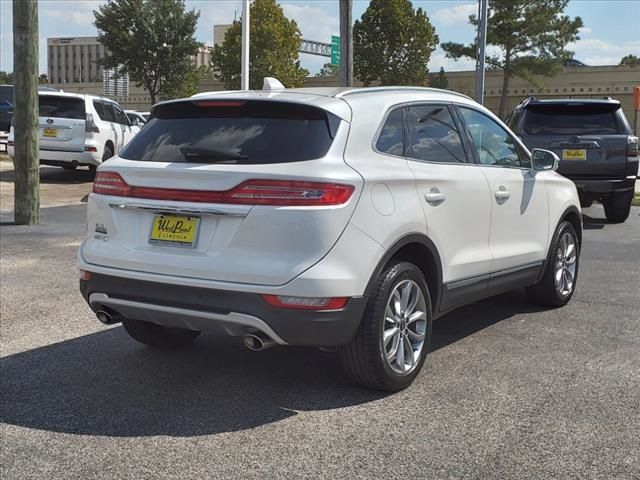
[121,318,201,349]
[527,221,580,307]
[339,261,432,392]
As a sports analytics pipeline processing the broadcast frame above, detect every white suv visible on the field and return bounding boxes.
[78,87,582,391]
[8,92,139,171]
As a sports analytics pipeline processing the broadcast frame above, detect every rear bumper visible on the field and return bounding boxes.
[7,146,102,166]
[80,273,367,346]
[571,176,636,195]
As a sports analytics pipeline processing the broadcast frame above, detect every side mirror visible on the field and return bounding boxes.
[531,148,559,172]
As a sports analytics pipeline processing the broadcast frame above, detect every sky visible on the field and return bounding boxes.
[1,0,639,76]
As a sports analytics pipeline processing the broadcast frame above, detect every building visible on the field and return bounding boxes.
[192,45,212,68]
[47,36,106,84]
[214,24,232,47]
[103,67,129,97]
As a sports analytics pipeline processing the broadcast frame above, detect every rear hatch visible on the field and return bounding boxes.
[81,98,361,286]
[519,102,629,179]
[38,94,86,152]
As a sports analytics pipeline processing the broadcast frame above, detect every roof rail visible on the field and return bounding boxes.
[334,86,473,101]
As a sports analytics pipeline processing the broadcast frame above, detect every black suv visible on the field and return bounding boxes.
[507,97,638,223]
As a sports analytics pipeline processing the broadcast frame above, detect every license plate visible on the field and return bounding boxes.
[43,127,57,138]
[562,149,586,161]
[149,214,200,247]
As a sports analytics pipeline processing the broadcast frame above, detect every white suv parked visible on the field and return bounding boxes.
[8,92,139,171]
[78,87,582,391]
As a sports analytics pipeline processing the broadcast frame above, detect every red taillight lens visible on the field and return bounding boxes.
[79,270,92,281]
[92,176,354,206]
[261,295,349,311]
[93,172,131,197]
[627,136,638,158]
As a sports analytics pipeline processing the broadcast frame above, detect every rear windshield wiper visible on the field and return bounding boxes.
[180,147,248,163]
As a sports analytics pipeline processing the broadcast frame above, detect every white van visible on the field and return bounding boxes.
[8,92,140,171]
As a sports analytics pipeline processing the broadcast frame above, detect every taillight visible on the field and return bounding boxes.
[86,113,100,133]
[261,295,349,311]
[92,175,354,206]
[627,136,638,158]
[93,172,131,196]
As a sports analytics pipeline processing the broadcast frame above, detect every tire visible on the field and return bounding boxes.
[527,221,579,307]
[339,261,432,392]
[602,192,632,223]
[121,318,201,349]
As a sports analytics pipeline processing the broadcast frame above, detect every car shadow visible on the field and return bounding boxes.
[1,290,545,438]
[582,213,607,230]
[0,166,94,185]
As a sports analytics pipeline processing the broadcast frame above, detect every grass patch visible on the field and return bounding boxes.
[632,192,640,207]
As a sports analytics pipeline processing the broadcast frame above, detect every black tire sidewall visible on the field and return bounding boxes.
[547,221,580,305]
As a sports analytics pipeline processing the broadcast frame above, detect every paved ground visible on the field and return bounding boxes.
[1,167,639,479]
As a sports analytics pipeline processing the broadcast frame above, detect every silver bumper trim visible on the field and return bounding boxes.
[88,293,287,344]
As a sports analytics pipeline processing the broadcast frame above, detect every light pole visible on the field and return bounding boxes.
[339,0,353,87]
[241,0,250,90]
[475,0,488,104]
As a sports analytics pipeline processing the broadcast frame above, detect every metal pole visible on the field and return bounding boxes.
[339,0,353,87]
[475,0,488,104]
[241,0,250,90]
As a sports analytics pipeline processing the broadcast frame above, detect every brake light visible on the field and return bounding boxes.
[93,172,131,196]
[194,101,246,107]
[86,113,100,133]
[92,175,354,206]
[627,136,638,158]
[261,295,349,311]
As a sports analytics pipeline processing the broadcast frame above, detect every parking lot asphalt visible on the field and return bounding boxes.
[1,167,639,479]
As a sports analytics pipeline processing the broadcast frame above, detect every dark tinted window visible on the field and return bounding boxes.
[100,102,116,122]
[459,107,529,168]
[406,105,467,163]
[120,100,339,164]
[93,100,106,120]
[111,104,129,125]
[522,103,623,135]
[376,108,404,156]
[38,95,85,120]
[0,85,14,104]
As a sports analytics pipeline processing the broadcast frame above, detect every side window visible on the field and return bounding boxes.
[459,107,530,168]
[406,105,467,163]
[100,102,116,123]
[93,100,106,121]
[375,108,404,156]
[111,104,130,125]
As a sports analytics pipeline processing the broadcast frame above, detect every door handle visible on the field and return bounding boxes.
[425,188,445,205]
[495,186,511,201]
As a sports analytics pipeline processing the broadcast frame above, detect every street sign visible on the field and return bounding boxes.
[331,35,340,66]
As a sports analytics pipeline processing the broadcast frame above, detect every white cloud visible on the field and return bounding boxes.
[578,26,592,36]
[569,37,640,65]
[281,3,338,43]
[42,0,103,27]
[431,3,477,26]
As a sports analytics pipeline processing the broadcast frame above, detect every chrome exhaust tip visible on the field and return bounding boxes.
[243,332,276,351]
[95,309,121,325]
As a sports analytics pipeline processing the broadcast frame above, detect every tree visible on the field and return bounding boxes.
[353,0,438,87]
[620,54,640,67]
[315,62,341,78]
[430,67,448,89]
[94,0,200,104]
[38,74,48,84]
[442,0,583,117]
[161,65,213,100]
[211,0,308,90]
[0,71,14,84]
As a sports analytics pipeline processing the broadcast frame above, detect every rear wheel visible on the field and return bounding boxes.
[121,318,200,349]
[602,191,632,223]
[339,261,432,392]
[527,221,579,307]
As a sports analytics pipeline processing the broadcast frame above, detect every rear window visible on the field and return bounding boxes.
[0,85,14,104]
[120,100,340,164]
[39,95,85,120]
[522,103,623,135]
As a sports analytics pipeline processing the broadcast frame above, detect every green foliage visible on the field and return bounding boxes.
[430,67,448,89]
[315,63,341,78]
[0,71,14,84]
[620,54,640,66]
[94,0,200,104]
[442,0,583,117]
[161,64,213,100]
[211,0,308,90]
[38,74,48,84]
[353,0,438,86]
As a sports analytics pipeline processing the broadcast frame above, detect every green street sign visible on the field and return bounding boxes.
[331,35,340,66]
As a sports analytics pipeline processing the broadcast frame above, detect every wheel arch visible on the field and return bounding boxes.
[364,234,443,315]
[560,205,582,247]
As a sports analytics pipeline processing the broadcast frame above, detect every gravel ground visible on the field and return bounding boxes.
[1,171,639,479]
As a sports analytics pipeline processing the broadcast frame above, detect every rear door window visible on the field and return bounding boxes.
[376,108,404,156]
[120,100,340,164]
[522,103,623,135]
[111,103,130,125]
[406,104,467,163]
[38,95,85,120]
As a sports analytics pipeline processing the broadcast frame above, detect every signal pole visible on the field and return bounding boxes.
[339,0,353,87]
[241,0,250,90]
[12,0,40,225]
[475,0,488,104]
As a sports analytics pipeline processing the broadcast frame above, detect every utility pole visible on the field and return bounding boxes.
[475,0,488,104]
[339,0,353,87]
[12,0,40,225]
[241,0,250,90]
